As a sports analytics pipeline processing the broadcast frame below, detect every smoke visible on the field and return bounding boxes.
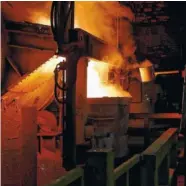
[2,1,138,68]
[29,2,51,25]
[1,1,51,25]
[75,1,136,67]
[75,2,134,45]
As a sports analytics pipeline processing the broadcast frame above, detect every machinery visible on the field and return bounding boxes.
[2,2,186,186]
[1,4,156,186]
[50,2,134,169]
[1,1,133,172]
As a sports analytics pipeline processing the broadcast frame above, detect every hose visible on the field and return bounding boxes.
[50,2,74,52]
[51,1,78,170]
[54,61,67,104]
[51,2,74,104]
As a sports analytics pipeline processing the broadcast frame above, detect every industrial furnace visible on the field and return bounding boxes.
[1,20,133,183]
[1,2,156,185]
[87,96,131,157]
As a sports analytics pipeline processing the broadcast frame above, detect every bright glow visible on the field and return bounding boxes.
[139,67,155,82]
[155,70,179,76]
[37,55,65,73]
[87,59,131,98]
[9,55,63,93]
[36,17,50,25]
[58,56,66,62]
[3,55,66,111]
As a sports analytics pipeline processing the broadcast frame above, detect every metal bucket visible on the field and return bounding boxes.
[139,66,155,82]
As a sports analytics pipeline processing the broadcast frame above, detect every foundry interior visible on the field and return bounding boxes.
[1,1,186,186]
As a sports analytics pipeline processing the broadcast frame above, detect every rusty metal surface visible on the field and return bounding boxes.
[129,113,182,119]
[87,97,131,118]
[37,110,58,133]
[2,55,61,112]
[1,55,88,149]
[1,56,60,184]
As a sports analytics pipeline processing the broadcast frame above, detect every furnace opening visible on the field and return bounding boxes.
[87,59,132,98]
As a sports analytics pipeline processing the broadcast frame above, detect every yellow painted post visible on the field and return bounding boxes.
[158,155,169,185]
[144,117,150,149]
[85,149,114,186]
[141,156,158,186]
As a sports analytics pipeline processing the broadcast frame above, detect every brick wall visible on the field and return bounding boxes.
[123,2,181,70]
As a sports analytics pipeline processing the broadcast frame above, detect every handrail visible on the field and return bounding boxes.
[129,113,180,148]
[141,128,178,186]
[130,113,181,120]
[46,167,84,186]
[142,128,177,168]
[114,154,140,180]
[46,129,178,186]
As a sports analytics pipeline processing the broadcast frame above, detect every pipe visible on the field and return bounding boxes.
[51,1,78,171]
[1,16,8,89]
[155,70,179,76]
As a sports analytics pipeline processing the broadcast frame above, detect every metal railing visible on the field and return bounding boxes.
[46,128,178,186]
[46,167,84,186]
[141,128,178,186]
[113,154,140,186]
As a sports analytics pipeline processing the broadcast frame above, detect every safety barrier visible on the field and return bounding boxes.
[141,128,178,186]
[129,113,181,149]
[113,154,140,186]
[85,149,141,186]
[46,167,84,186]
[47,128,178,186]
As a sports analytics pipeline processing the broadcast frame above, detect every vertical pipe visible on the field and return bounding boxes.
[51,1,77,170]
[144,117,150,149]
[158,155,169,185]
[71,2,75,29]
[63,51,81,170]
[184,127,186,186]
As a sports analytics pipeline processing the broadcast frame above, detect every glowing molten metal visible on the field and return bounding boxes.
[87,59,131,98]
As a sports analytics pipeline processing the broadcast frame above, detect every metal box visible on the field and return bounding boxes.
[87,97,131,135]
[87,97,131,157]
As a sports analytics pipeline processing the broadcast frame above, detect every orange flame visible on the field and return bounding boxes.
[87,59,131,98]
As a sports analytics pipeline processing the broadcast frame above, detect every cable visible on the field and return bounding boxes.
[50,2,74,51]
[51,1,77,170]
[51,2,75,104]
[54,62,67,104]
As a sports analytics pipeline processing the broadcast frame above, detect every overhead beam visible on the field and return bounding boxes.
[5,20,52,36]
[8,44,55,52]
[5,21,57,52]
[69,28,122,63]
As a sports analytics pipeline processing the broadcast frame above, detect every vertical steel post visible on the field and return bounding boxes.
[84,149,115,186]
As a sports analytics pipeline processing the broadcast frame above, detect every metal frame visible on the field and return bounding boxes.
[46,167,84,186]
[114,154,140,186]
[141,128,178,186]
[47,128,178,186]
